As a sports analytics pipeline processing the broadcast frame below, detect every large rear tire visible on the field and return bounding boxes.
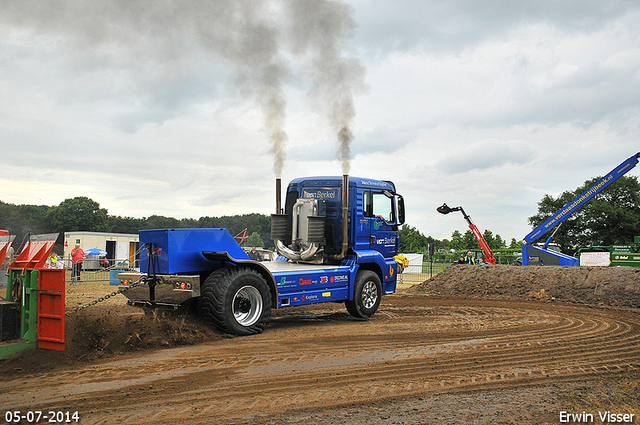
[198,267,272,336]
[345,270,382,319]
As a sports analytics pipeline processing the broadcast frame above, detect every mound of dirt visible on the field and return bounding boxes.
[0,305,223,377]
[65,305,224,359]
[410,264,640,308]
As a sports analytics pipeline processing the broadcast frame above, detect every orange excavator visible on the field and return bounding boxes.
[437,204,497,264]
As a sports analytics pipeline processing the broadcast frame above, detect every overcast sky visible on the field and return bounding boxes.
[1,0,639,241]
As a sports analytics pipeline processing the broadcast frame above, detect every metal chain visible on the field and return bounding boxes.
[65,276,150,315]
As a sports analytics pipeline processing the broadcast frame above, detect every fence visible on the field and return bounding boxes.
[2,251,521,287]
[397,252,522,286]
[61,252,521,286]
[61,258,139,284]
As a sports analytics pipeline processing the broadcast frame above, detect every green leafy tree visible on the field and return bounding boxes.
[481,229,506,250]
[143,215,184,230]
[528,175,640,248]
[509,238,524,249]
[0,201,51,247]
[398,224,443,253]
[462,229,478,250]
[245,231,265,248]
[448,230,464,251]
[398,224,428,252]
[238,214,272,249]
[197,213,273,249]
[107,216,145,234]
[447,228,505,252]
[4,196,533,256]
[180,217,199,228]
[48,197,108,233]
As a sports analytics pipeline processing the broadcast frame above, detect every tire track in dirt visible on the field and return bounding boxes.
[1,297,639,424]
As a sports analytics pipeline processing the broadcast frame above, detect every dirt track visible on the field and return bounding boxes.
[2,284,640,424]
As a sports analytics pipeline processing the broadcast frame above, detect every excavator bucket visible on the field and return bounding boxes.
[437,203,453,215]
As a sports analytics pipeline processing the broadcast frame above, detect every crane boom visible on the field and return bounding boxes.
[437,204,497,264]
[524,152,640,246]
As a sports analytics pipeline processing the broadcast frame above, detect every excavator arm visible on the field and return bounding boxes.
[437,204,497,265]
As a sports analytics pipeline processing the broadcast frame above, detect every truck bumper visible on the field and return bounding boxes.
[118,272,201,305]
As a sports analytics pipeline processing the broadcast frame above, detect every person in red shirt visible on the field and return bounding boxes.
[71,244,85,282]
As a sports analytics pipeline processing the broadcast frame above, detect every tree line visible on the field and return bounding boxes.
[0,197,272,252]
[1,195,514,255]
[1,175,638,255]
[398,224,521,254]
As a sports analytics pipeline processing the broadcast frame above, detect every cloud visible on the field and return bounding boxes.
[1,0,640,243]
[434,139,534,174]
[352,0,640,54]
[0,0,367,176]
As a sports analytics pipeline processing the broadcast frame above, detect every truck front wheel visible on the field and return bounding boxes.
[198,267,272,336]
[346,270,382,319]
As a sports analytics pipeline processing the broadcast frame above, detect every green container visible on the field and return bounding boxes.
[0,269,39,359]
[610,252,640,268]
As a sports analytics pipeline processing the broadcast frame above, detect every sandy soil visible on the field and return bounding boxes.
[412,264,640,308]
[1,265,639,424]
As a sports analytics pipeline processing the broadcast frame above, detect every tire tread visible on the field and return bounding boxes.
[198,267,271,335]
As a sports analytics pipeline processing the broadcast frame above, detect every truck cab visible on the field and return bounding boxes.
[272,176,405,264]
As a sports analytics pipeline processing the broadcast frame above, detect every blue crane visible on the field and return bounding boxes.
[522,152,639,266]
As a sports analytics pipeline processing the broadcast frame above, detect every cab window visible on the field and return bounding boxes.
[364,191,394,222]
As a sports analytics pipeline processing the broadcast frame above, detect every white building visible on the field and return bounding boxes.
[64,231,139,269]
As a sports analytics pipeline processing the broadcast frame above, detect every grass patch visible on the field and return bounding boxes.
[65,269,129,309]
[559,373,640,423]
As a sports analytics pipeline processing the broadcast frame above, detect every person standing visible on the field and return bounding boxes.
[71,244,85,282]
[464,251,476,265]
[248,247,261,261]
[46,252,64,269]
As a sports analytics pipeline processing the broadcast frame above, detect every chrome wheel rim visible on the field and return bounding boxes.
[362,280,378,309]
[233,285,263,326]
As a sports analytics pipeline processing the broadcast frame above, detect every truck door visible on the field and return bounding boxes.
[363,190,398,257]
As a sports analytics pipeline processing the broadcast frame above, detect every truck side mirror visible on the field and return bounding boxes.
[396,195,405,225]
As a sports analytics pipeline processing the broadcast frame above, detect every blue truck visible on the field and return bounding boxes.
[119,175,405,335]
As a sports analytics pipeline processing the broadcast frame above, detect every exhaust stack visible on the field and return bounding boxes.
[275,178,282,214]
[330,174,349,262]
